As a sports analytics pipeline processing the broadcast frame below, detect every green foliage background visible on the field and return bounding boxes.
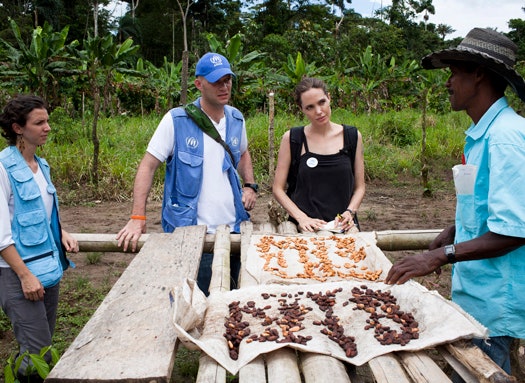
[0,2,524,381]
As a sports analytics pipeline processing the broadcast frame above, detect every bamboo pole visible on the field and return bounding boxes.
[72,229,442,254]
[197,224,230,382]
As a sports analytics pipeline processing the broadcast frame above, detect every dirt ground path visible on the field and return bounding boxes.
[58,180,457,294]
[61,180,457,237]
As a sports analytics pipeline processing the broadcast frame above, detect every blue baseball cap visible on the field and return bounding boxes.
[195,52,235,83]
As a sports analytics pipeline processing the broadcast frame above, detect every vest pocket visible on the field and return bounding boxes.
[25,253,62,288]
[162,203,196,232]
[11,167,40,201]
[16,210,49,246]
[175,151,203,198]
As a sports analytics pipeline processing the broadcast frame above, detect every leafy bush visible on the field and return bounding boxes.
[116,82,157,115]
[376,115,418,147]
[3,346,59,383]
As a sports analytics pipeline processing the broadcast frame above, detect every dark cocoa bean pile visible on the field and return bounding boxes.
[350,285,419,346]
[223,285,419,360]
[308,287,358,357]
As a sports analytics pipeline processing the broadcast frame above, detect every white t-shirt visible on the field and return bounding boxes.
[0,162,53,267]
[147,110,248,234]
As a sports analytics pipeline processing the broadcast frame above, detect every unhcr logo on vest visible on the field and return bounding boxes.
[186,136,199,149]
[230,137,239,147]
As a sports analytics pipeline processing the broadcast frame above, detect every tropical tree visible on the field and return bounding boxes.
[508,18,525,61]
[345,45,418,113]
[176,0,194,105]
[78,34,140,186]
[282,51,318,87]
[436,24,455,41]
[129,56,183,112]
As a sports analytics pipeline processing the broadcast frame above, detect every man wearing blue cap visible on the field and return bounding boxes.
[117,52,258,295]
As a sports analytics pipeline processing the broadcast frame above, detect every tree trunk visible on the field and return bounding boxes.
[421,87,431,197]
[181,50,189,105]
[177,0,192,106]
[91,79,100,187]
[93,0,99,37]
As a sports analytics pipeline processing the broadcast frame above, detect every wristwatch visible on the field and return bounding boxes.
[444,244,457,264]
[244,183,259,193]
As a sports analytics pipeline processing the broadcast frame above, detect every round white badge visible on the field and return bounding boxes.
[306,157,318,168]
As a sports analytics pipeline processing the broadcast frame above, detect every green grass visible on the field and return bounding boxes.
[0,108,469,203]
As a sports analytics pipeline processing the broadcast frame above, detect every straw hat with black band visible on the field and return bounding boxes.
[421,27,525,103]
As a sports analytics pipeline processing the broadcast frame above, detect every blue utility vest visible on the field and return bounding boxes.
[0,146,72,288]
[161,98,250,233]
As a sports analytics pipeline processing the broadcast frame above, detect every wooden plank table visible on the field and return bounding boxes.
[46,225,207,383]
[44,223,517,382]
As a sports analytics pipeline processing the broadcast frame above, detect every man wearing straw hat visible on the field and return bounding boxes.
[386,28,525,377]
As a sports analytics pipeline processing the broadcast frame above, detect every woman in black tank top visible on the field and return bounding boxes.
[272,77,366,233]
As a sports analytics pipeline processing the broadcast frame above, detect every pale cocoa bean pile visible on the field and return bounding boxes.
[255,235,382,282]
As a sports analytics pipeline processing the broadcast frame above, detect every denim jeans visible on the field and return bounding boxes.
[451,336,514,382]
[196,252,241,296]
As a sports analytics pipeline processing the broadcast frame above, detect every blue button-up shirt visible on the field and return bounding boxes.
[452,97,525,338]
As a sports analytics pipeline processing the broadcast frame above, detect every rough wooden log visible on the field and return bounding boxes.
[278,223,354,383]
[197,353,227,383]
[237,221,267,383]
[397,351,451,382]
[367,353,411,383]
[440,341,518,383]
[255,223,303,382]
[375,229,442,251]
[209,225,232,294]
[46,226,207,383]
[266,349,302,382]
[234,222,302,382]
[300,352,351,383]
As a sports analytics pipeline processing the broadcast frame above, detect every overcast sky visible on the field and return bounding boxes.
[106,0,525,40]
[354,0,525,38]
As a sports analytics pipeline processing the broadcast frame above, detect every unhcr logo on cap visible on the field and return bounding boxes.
[210,54,223,67]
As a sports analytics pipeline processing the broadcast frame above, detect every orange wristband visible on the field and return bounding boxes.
[130,215,146,220]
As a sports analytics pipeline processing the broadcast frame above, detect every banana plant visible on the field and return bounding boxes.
[0,18,79,102]
[135,57,183,111]
[346,45,399,113]
[282,51,319,87]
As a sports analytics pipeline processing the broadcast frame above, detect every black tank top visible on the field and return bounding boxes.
[290,129,354,222]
